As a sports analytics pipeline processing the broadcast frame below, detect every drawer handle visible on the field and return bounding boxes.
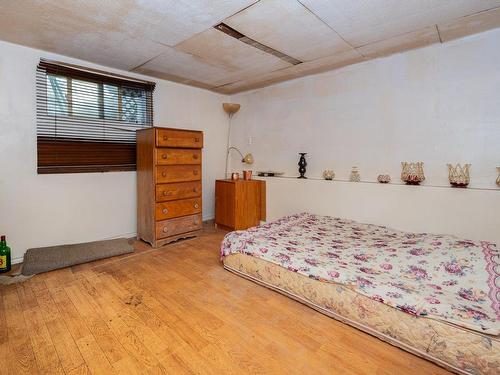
[162,172,166,177]
[163,227,168,233]
[193,154,199,160]
[162,154,168,159]
[194,137,200,142]
[162,208,168,214]
[194,203,199,209]
[163,136,168,141]
[193,170,198,175]
[193,187,198,193]
[163,191,172,196]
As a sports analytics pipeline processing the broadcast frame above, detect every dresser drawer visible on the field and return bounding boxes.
[156,198,201,221]
[156,214,202,239]
[156,165,201,183]
[156,129,203,149]
[156,181,201,202]
[156,148,201,165]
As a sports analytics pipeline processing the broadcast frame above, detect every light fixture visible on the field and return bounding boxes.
[223,103,241,118]
[223,103,252,178]
[228,146,254,165]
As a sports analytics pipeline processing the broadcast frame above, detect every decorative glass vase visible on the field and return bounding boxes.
[401,162,425,185]
[447,164,470,188]
[350,167,360,182]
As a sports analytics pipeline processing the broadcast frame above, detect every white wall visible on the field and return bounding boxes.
[0,40,229,262]
[229,29,500,244]
[261,177,500,245]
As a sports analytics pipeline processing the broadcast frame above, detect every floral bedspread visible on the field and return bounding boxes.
[221,213,500,335]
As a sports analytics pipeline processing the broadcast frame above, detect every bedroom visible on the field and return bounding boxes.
[0,1,499,374]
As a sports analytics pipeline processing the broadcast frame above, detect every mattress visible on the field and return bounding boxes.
[221,213,500,374]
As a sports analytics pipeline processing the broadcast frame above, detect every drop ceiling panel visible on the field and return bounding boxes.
[133,47,234,87]
[123,0,259,46]
[0,1,167,70]
[0,1,166,71]
[175,28,292,87]
[438,7,500,42]
[215,49,365,94]
[224,0,353,62]
[356,26,440,59]
[299,0,500,46]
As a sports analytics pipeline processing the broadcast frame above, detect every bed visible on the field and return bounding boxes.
[221,213,500,375]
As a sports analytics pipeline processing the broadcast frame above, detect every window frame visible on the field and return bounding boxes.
[36,59,155,174]
[46,74,149,123]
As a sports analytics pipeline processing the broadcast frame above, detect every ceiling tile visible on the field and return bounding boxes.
[175,28,291,87]
[133,47,233,87]
[214,49,364,94]
[438,7,500,42]
[224,0,353,62]
[0,0,167,70]
[356,26,440,59]
[123,0,259,46]
[299,0,500,46]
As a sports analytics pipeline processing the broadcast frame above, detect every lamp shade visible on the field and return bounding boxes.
[242,153,254,164]
[223,103,241,116]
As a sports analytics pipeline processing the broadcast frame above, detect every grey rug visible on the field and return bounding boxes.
[22,238,134,275]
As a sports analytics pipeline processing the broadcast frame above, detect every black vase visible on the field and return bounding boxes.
[298,153,307,179]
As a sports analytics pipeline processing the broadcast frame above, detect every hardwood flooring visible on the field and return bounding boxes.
[0,224,450,374]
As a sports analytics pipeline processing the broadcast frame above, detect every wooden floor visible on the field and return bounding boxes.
[0,224,451,375]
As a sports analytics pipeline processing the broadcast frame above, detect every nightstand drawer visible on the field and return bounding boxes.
[156,149,201,165]
[156,214,202,239]
[156,165,201,183]
[156,181,201,202]
[156,129,203,149]
[156,198,202,221]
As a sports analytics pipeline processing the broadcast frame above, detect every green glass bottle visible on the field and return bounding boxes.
[0,235,11,273]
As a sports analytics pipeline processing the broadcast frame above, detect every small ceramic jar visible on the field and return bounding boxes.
[377,174,391,183]
[323,170,335,180]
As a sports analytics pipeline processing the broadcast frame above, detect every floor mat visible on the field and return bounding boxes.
[22,238,134,275]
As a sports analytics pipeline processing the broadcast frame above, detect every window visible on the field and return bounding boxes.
[36,59,155,174]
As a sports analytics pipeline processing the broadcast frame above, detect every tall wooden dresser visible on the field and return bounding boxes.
[137,127,203,247]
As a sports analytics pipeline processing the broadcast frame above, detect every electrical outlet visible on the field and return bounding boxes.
[247,137,253,145]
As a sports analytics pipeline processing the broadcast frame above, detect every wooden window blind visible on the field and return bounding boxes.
[36,59,155,174]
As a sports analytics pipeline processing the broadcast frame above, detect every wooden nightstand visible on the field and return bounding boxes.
[215,179,266,231]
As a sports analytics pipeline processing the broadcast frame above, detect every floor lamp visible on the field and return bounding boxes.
[223,103,254,178]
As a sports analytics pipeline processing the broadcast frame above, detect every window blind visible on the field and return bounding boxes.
[36,59,155,174]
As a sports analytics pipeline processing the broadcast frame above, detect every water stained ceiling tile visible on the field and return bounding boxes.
[0,0,167,70]
[214,49,365,94]
[224,0,353,62]
[122,0,259,46]
[133,47,233,87]
[438,7,500,42]
[175,28,292,87]
[299,0,500,47]
[356,26,440,59]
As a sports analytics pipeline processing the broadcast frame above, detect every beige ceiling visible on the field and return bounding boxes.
[0,0,499,94]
